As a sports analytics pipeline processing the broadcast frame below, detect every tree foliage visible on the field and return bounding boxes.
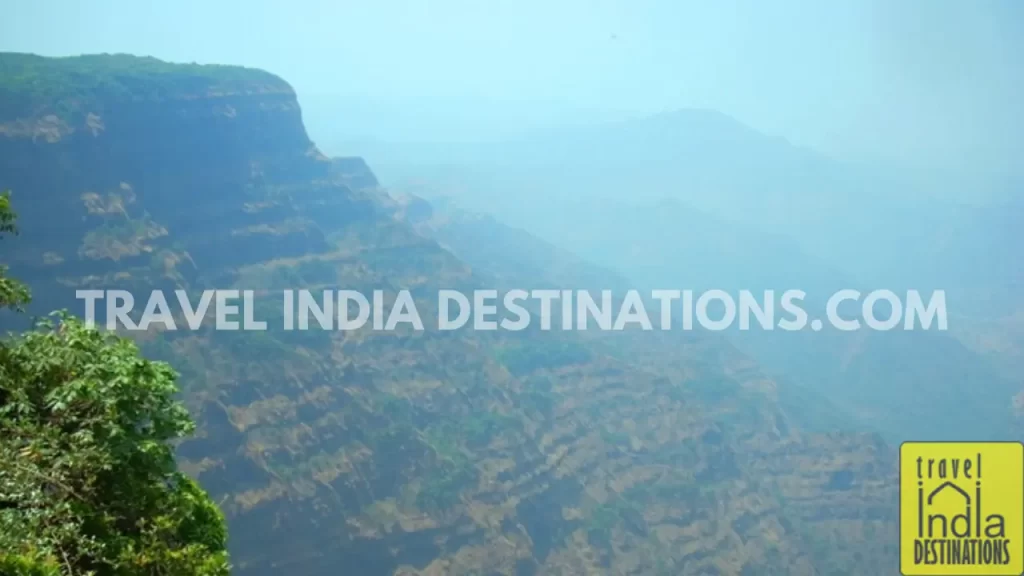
[0,191,30,312]
[0,192,229,575]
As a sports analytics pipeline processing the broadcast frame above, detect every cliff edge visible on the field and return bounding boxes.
[0,54,898,576]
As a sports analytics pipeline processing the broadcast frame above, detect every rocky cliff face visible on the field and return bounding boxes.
[0,54,899,575]
[0,54,372,304]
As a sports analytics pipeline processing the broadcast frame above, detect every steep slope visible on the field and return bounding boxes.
[393,194,860,435]
[385,192,898,572]
[376,119,1021,443]
[0,53,898,575]
[539,198,1018,442]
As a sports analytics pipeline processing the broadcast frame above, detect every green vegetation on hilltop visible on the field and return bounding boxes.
[0,52,292,122]
[0,193,229,575]
[0,192,30,312]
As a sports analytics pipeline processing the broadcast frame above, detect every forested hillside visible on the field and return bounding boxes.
[0,53,900,575]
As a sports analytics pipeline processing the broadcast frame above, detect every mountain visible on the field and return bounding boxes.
[0,53,899,575]
[369,113,1022,443]
[393,194,862,437]
[357,109,1022,316]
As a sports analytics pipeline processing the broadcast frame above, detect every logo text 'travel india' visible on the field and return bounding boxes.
[900,442,1024,575]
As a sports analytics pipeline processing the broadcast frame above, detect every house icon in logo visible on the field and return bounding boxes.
[919,479,981,539]
[929,481,972,506]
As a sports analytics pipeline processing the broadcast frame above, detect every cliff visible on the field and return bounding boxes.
[0,54,899,575]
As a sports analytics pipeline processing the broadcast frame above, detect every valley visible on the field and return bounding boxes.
[0,54,915,575]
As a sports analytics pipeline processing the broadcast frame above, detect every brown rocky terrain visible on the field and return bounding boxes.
[0,53,898,575]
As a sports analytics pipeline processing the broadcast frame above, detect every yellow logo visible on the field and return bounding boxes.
[900,441,1024,575]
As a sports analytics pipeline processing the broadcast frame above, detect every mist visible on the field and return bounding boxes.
[4,2,1024,573]
[2,0,1022,177]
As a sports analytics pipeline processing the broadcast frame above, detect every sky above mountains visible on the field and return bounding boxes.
[2,0,1021,176]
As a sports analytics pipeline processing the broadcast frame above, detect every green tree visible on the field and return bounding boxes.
[0,192,229,575]
[0,191,30,312]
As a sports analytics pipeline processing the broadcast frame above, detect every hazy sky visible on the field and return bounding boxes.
[2,0,1021,174]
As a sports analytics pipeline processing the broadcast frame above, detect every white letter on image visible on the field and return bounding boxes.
[651,289,680,330]
[696,290,736,331]
[215,290,240,330]
[106,290,137,331]
[283,290,294,330]
[531,290,559,330]
[298,290,333,330]
[577,290,613,331]
[614,290,653,330]
[243,290,267,330]
[386,290,424,330]
[439,290,470,330]
[826,289,860,331]
[474,290,499,330]
[778,289,808,331]
[862,289,902,331]
[177,290,214,330]
[76,290,104,329]
[905,290,947,330]
[739,290,773,331]
[502,290,531,331]
[138,291,177,331]
[338,290,370,330]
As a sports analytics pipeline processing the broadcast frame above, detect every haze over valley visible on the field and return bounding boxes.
[0,2,1021,575]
